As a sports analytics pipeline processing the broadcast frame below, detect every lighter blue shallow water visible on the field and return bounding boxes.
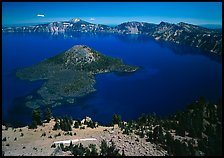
[2,32,222,127]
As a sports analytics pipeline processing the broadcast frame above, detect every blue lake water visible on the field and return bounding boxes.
[2,32,222,127]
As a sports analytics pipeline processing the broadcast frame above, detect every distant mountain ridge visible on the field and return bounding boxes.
[2,18,222,55]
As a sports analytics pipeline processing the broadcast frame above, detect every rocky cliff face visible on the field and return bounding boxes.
[114,22,156,34]
[2,19,222,54]
[149,22,222,54]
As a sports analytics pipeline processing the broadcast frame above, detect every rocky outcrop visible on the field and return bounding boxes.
[149,22,222,54]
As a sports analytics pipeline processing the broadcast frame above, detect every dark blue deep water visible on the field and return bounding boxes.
[2,32,222,127]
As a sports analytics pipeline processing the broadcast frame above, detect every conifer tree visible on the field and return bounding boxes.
[112,114,122,125]
[89,144,98,156]
[44,107,52,122]
[100,139,108,156]
[32,108,42,125]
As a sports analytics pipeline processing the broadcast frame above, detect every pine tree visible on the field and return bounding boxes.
[165,131,173,146]
[60,143,64,151]
[122,149,125,156]
[112,114,122,125]
[89,144,98,156]
[74,121,80,128]
[53,118,60,130]
[139,130,144,138]
[44,107,52,122]
[28,120,37,129]
[69,116,73,125]
[122,126,129,135]
[108,141,120,156]
[100,139,108,156]
[69,141,73,151]
[33,108,42,125]
[146,131,153,142]
[29,108,42,128]
[153,125,163,144]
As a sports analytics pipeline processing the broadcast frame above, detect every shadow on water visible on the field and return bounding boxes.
[155,40,222,63]
[6,97,33,128]
[6,86,44,127]
[112,33,222,63]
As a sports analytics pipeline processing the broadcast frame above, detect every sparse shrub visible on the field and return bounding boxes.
[54,132,61,138]
[74,121,80,128]
[33,147,37,151]
[2,137,6,141]
[41,132,46,137]
[20,133,24,137]
[80,126,85,129]
[51,143,56,148]
[87,121,96,128]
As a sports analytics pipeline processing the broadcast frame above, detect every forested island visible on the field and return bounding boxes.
[16,45,139,109]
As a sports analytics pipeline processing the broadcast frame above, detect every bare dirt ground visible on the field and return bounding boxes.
[2,119,167,156]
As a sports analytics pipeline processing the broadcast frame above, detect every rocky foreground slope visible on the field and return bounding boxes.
[2,18,222,54]
[2,118,166,156]
[2,97,221,156]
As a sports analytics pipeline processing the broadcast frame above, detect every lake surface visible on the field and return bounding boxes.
[2,32,222,127]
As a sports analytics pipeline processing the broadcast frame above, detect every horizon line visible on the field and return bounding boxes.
[3,21,222,28]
